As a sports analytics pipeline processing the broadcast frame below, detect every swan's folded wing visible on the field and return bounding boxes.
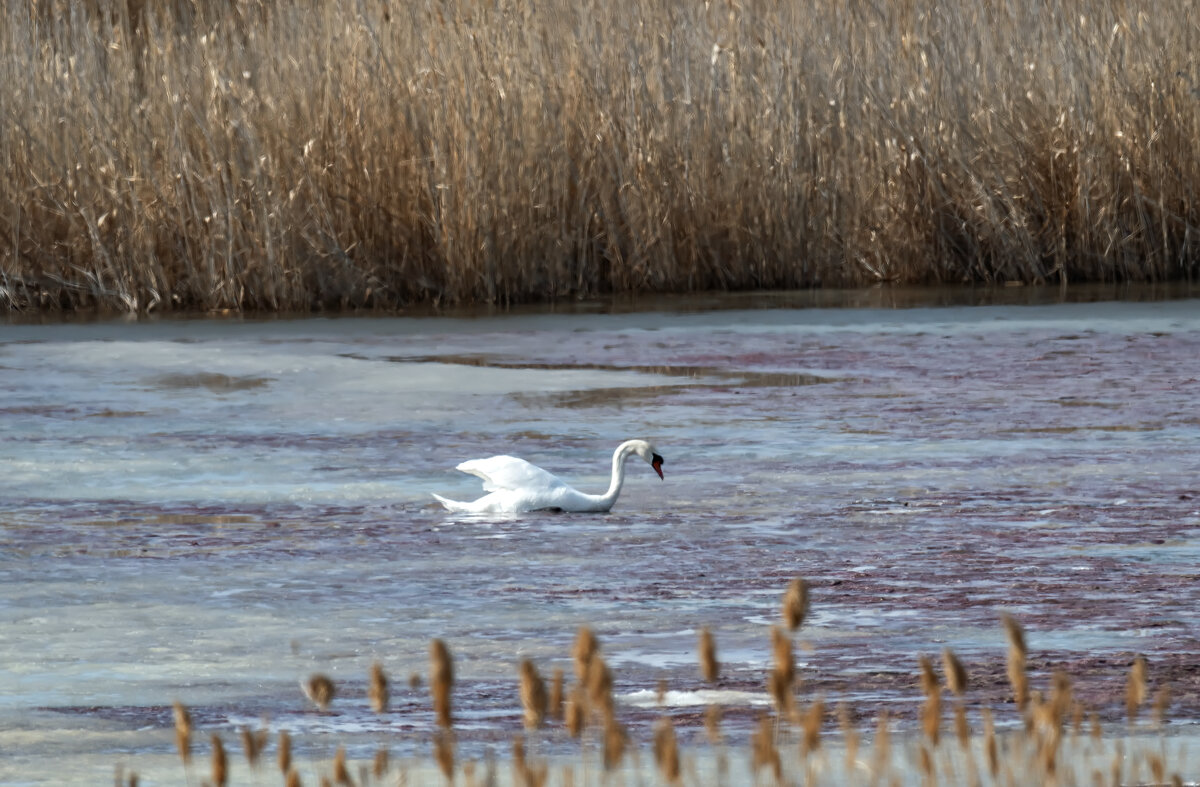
[455,455,565,493]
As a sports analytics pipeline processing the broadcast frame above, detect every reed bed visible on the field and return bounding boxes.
[2,0,1199,312]
[137,579,1193,786]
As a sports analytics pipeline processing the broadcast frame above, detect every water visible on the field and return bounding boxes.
[3,296,1200,783]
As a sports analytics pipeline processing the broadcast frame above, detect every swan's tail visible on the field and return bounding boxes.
[433,493,476,513]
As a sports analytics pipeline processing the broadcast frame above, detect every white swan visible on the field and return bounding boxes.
[433,439,665,514]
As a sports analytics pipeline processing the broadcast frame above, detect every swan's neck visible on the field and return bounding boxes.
[593,441,641,510]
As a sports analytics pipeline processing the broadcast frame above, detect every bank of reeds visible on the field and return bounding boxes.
[3,0,1199,312]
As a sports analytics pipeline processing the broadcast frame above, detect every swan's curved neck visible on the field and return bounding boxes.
[593,440,642,509]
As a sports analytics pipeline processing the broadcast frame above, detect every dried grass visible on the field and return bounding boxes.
[3,0,1198,314]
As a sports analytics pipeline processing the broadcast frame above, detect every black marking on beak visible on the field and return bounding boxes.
[651,453,664,479]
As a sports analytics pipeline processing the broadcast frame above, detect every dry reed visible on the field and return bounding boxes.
[368,661,389,714]
[4,0,1199,314]
[430,638,454,729]
[782,578,810,631]
[698,626,719,683]
[519,659,549,729]
[302,674,335,712]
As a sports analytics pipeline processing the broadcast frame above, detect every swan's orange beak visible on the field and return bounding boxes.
[651,454,664,479]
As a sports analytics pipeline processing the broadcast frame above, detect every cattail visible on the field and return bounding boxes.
[302,674,336,711]
[771,626,794,687]
[548,668,564,721]
[211,734,228,787]
[801,697,824,755]
[921,690,942,746]
[239,727,260,767]
[433,731,455,780]
[368,661,389,714]
[1001,614,1029,711]
[519,659,548,729]
[285,769,301,787]
[512,736,527,783]
[602,715,627,771]
[1049,669,1072,728]
[941,648,968,696]
[750,714,781,782]
[430,639,454,729]
[872,712,892,777]
[918,746,934,780]
[586,657,614,718]
[565,686,586,738]
[277,730,292,775]
[983,708,998,777]
[172,701,192,764]
[572,627,599,681]
[1154,685,1171,727]
[704,705,723,744]
[1126,655,1148,724]
[917,654,939,697]
[953,704,969,748]
[332,746,352,786]
[698,627,719,683]
[373,748,389,780]
[653,718,681,784]
[782,577,810,630]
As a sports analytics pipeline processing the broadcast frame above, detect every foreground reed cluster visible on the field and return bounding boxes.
[3,0,1199,312]
[144,576,1187,786]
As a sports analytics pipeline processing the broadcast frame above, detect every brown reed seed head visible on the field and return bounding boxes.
[1126,655,1148,723]
[519,659,548,729]
[782,577,810,630]
[572,627,599,681]
[565,686,586,738]
[433,731,455,780]
[332,746,351,786]
[921,690,942,746]
[917,654,939,697]
[303,674,336,711]
[1154,685,1171,727]
[1005,643,1029,711]
[548,668,564,721]
[801,697,824,755]
[373,748,389,779]
[698,626,719,683]
[872,711,891,772]
[408,672,422,690]
[586,657,614,717]
[704,704,723,744]
[941,648,968,696]
[750,714,781,781]
[1049,669,1073,727]
[656,678,668,706]
[954,704,969,748]
[239,727,259,767]
[368,661,389,714]
[602,715,628,771]
[172,701,192,763]
[771,626,795,688]
[285,769,301,787]
[277,730,292,775]
[653,718,681,784]
[430,639,454,728]
[1001,613,1027,659]
[211,734,228,787]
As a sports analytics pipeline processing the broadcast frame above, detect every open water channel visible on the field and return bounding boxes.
[3,289,1200,784]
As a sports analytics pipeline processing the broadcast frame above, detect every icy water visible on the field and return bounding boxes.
[3,294,1200,783]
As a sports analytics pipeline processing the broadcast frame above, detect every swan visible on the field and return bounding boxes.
[433,439,665,514]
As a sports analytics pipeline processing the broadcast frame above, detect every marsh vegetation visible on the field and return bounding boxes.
[3,0,1199,312]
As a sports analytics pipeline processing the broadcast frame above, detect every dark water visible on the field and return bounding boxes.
[2,295,1200,783]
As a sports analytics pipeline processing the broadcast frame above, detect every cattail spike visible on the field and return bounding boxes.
[782,577,810,630]
[430,639,454,729]
[698,626,719,683]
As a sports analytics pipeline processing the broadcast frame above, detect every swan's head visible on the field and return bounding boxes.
[632,440,665,479]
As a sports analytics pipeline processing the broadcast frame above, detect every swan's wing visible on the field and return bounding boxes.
[455,455,567,494]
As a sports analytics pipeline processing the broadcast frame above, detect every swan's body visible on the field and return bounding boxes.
[433,439,665,514]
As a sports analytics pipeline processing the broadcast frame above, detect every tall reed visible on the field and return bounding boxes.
[3,0,1198,312]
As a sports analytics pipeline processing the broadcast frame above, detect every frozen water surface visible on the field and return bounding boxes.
[4,294,1200,783]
